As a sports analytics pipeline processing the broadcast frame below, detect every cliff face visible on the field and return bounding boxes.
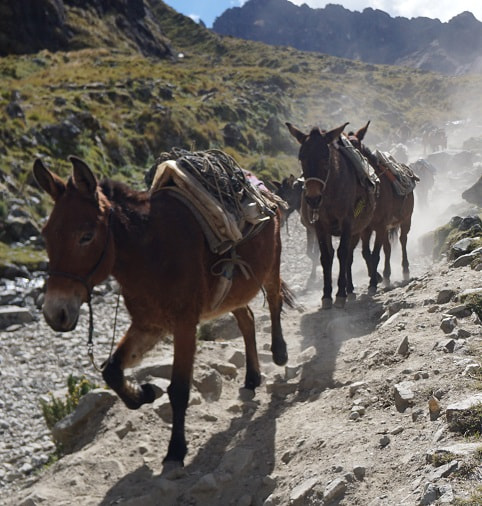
[212,0,482,74]
[0,0,173,58]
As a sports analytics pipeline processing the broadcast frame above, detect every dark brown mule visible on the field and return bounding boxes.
[33,156,291,466]
[286,122,376,308]
[348,121,415,294]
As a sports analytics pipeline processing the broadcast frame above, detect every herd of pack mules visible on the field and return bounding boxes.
[33,120,420,467]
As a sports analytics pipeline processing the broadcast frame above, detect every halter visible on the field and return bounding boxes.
[47,207,115,371]
[303,164,331,224]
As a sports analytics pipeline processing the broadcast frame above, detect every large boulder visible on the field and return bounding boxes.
[462,175,482,207]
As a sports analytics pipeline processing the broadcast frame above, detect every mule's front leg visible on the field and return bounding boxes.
[318,229,334,309]
[334,225,352,307]
[164,322,196,465]
[102,325,160,409]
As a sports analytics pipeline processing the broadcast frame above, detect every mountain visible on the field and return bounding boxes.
[212,0,482,75]
[0,0,174,58]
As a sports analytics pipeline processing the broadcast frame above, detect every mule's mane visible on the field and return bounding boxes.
[99,178,150,231]
[309,127,326,137]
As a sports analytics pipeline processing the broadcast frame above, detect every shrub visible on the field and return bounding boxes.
[40,374,98,431]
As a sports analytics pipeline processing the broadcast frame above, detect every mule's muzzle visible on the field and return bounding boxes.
[42,296,81,332]
[305,194,322,209]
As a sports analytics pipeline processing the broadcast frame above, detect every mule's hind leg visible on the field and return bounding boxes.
[382,235,392,287]
[232,306,261,390]
[400,220,411,281]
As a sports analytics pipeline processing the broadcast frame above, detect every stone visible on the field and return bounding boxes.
[51,389,117,451]
[266,380,298,396]
[429,460,458,480]
[193,369,223,401]
[451,253,475,268]
[133,359,173,381]
[445,304,472,318]
[0,306,34,329]
[440,316,457,333]
[210,361,238,379]
[353,465,366,480]
[437,338,456,353]
[393,381,415,412]
[349,381,367,397]
[289,476,319,505]
[323,477,347,503]
[228,350,245,368]
[436,289,455,304]
[446,393,482,422]
[396,335,410,356]
[153,397,172,423]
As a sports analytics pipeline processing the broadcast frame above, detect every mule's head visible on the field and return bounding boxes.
[33,157,114,332]
[347,120,371,150]
[286,121,348,211]
[273,174,303,217]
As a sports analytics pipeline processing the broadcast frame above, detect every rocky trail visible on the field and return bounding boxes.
[1,164,482,505]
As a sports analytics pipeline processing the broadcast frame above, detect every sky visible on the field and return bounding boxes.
[163,1,482,28]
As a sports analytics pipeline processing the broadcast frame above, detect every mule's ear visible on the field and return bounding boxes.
[69,156,97,196]
[33,159,66,201]
[286,122,307,144]
[355,120,371,142]
[272,180,281,189]
[326,122,349,144]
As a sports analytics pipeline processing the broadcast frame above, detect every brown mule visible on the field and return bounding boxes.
[286,122,376,308]
[348,121,415,293]
[33,156,291,466]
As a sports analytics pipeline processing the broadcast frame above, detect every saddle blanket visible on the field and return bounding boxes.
[338,136,379,190]
[374,150,419,196]
[149,149,279,254]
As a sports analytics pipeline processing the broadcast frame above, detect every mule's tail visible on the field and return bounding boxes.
[281,280,302,312]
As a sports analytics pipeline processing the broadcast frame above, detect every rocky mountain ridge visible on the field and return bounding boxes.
[213,0,482,75]
[0,0,174,58]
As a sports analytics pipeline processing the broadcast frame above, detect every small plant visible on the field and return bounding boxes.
[431,451,456,467]
[463,293,482,320]
[448,403,482,437]
[40,374,98,431]
[453,486,482,505]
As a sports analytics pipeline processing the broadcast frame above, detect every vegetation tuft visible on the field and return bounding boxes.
[448,403,482,438]
[40,374,98,441]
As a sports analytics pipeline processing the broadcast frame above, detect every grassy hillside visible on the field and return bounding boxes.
[1,2,482,267]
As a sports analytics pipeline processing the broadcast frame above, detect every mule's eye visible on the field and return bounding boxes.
[79,232,94,245]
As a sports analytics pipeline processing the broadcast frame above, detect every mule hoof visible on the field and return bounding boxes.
[321,297,332,310]
[383,278,391,288]
[123,383,156,410]
[162,459,185,475]
[141,383,157,404]
[347,292,356,302]
[367,286,377,296]
[334,296,346,308]
[239,387,256,401]
[271,344,288,366]
[403,272,410,282]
